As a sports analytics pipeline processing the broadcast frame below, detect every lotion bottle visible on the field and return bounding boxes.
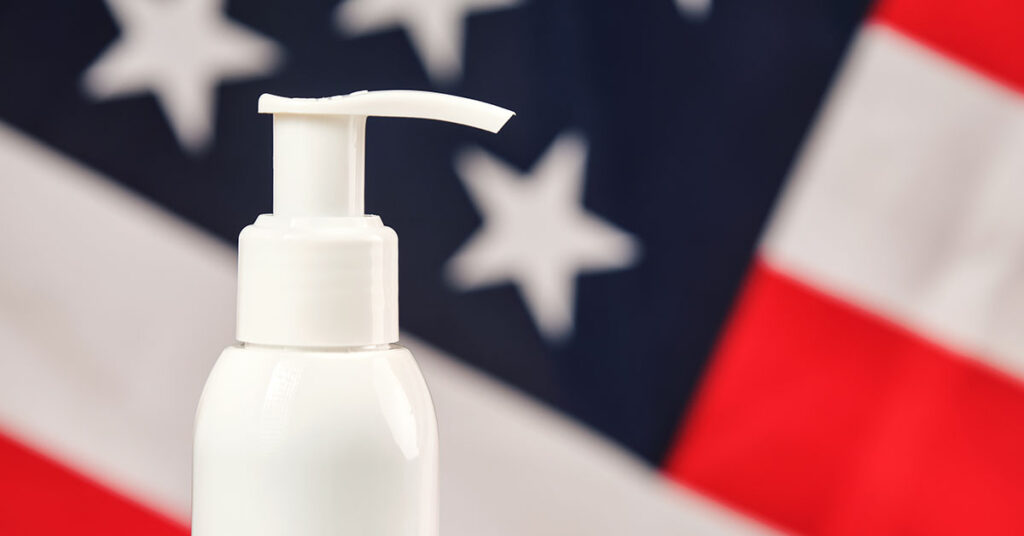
[191,90,514,536]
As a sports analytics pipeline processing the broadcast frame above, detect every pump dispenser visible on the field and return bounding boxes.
[192,90,513,536]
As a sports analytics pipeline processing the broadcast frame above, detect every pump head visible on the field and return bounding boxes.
[258,90,514,218]
[238,91,514,348]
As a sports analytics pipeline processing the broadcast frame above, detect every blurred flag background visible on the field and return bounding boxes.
[2,0,1023,534]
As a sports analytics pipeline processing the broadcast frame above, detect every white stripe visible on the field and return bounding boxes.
[0,122,237,516]
[0,122,774,535]
[763,24,1024,380]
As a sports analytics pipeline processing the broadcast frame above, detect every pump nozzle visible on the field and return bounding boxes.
[258,90,515,218]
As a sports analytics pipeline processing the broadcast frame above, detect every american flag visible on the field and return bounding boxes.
[2,0,1022,534]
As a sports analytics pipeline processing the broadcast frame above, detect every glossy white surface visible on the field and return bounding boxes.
[192,344,438,536]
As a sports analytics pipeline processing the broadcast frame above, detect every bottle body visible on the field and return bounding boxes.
[192,343,438,536]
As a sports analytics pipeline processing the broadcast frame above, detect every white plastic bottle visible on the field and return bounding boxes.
[191,91,514,536]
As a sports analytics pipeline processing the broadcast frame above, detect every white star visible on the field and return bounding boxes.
[676,0,711,19]
[447,133,642,342]
[82,0,283,153]
[335,0,521,85]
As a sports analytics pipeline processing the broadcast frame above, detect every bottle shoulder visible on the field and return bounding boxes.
[202,343,422,400]
[200,341,430,419]
[219,342,413,361]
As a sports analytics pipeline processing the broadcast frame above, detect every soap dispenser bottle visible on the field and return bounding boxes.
[191,91,514,536]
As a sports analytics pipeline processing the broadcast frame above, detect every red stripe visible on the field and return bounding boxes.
[873,0,1024,94]
[0,430,188,535]
[665,260,1024,536]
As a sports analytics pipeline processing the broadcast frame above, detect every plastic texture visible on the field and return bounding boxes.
[237,90,514,348]
[258,90,513,218]
[192,344,438,536]
[194,90,512,536]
